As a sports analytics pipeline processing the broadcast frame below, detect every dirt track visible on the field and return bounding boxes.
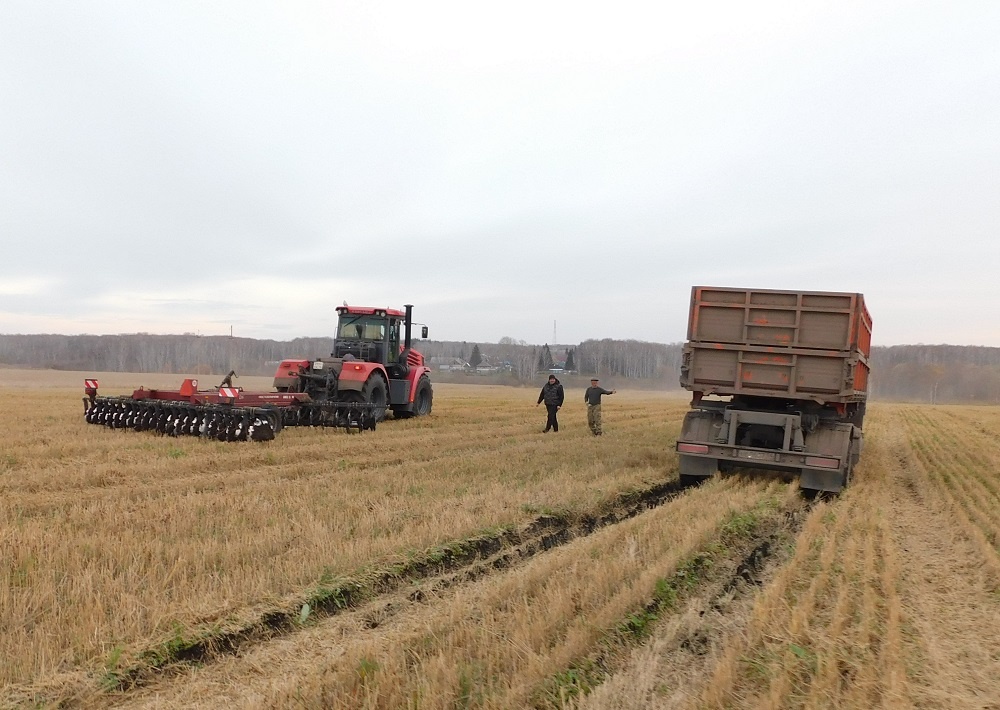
[107,477,801,709]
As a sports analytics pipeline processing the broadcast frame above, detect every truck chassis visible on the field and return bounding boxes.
[677,398,862,494]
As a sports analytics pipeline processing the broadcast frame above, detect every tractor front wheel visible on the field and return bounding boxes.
[362,376,388,421]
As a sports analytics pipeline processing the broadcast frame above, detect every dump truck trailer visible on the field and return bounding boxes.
[675,286,872,495]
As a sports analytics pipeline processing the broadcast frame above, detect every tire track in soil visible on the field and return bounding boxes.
[103,481,812,710]
[575,501,814,709]
[11,479,689,707]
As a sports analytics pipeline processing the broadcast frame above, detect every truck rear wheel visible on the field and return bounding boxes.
[800,485,821,500]
[679,474,709,488]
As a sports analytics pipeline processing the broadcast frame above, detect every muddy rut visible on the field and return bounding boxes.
[88,477,809,710]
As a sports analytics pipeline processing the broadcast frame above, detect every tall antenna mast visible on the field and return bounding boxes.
[553,320,557,345]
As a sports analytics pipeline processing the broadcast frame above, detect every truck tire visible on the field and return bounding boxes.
[413,375,433,416]
[800,484,821,500]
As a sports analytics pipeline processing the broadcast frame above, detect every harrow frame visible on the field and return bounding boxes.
[83,378,386,442]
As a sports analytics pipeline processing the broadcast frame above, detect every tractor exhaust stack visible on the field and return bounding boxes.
[404,304,413,350]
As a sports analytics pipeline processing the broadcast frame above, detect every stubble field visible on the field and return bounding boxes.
[2,368,1000,708]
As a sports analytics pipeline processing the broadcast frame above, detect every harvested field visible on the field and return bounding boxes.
[3,369,1000,708]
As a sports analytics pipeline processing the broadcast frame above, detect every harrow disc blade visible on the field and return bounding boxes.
[84,398,278,443]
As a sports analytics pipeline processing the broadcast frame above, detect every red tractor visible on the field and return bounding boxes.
[83,304,433,440]
[273,303,433,420]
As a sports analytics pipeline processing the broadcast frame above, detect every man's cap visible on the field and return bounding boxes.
[590,377,599,382]
[548,375,556,380]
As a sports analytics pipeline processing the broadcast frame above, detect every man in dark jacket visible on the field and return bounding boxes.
[584,378,616,435]
[536,374,565,432]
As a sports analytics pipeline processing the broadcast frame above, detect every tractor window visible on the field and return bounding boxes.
[338,316,386,341]
[387,320,400,363]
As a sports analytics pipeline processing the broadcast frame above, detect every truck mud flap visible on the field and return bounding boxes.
[678,454,717,478]
[799,468,846,494]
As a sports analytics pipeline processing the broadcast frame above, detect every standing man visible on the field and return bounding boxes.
[584,377,616,436]
[536,374,565,432]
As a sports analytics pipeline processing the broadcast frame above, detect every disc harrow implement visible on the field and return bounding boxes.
[84,396,280,441]
[82,377,386,443]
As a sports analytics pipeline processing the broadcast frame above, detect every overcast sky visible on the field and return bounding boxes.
[1,1,998,346]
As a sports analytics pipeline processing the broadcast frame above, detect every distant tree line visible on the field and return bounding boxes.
[3,333,1000,404]
[0,332,682,383]
[0,333,334,376]
[868,345,1000,404]
[574,339,682,380]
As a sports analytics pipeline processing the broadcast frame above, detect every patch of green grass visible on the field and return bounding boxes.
[139,622,195,668]
[653,575,680,610]
[456,663,486,709]
[616,608,659,639]
[356,656,379,682]
[99,645,126,690]
[520,503,569,518]
[741,648,779,682]
[720,509,761,541]
[537,658,602,708]
[104,644,124,672]
[310,581,362,610]
[426,540,470,564]
[788,642,817,674]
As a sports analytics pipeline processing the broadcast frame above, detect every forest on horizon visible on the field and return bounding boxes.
[1,333,999,405]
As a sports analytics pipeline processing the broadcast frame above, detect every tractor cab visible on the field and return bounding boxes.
[333,306,403,366]
[333,304,429,382]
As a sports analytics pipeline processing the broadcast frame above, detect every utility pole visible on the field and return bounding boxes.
[553,320,557,345]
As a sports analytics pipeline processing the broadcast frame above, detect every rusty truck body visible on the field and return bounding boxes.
[675,286,872,495]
